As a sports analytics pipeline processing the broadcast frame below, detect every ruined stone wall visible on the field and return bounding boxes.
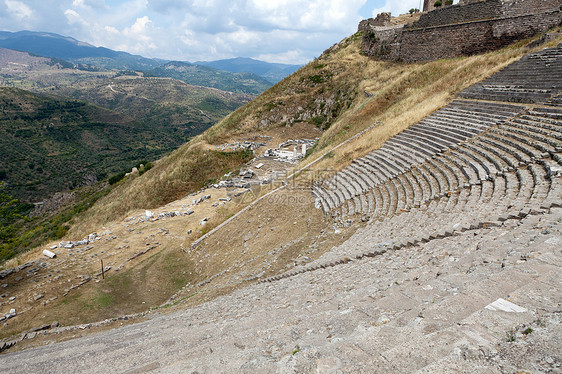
[500,0,562,17]
[361,26,403,60]
[360,0,562,62]
[399,10,562,62]
[410,0,502,28]
[358,12,392,31]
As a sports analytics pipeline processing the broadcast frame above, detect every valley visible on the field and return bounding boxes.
[0,1,561,371]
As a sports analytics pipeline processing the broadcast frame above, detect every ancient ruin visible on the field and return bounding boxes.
[360,0,562,62]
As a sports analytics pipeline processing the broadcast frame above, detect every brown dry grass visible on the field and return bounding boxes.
[70,143,253,236]
[307,30,562,172]
[68,27,561,240]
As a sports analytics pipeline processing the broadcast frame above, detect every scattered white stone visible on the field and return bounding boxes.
[485,298,527,313]
[42,249,56,259]
[255,163,264,169]
[50,245,57,250]
[145,210,154,218]
[544,236,562,245]
[4,308,16,319]
[200,218,209,225]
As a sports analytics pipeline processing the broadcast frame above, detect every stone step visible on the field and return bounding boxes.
[379,147,412,172]
[402,127,457,151]
[386,138,432,163]
[428,112,493,132]
[456,146,495,177]
[472,139,518,170]
[487,129,543,159]
[352,159,384,186]
[391,177,406,213]
[363,154,396,182]
[463,143,503,174]
[479,134,530,164]
[495,126,555,155]
[420,117,482,138]
[506,118,562,145]
[415,120,470,143]
[381,142,426,167]
[394,132,443,156]
[368,151,405,176]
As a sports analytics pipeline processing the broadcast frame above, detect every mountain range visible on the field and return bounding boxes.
[0,31,301,83]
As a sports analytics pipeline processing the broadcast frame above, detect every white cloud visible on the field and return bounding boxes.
[248,0,365,32]
[104,25,119,34]
[5,0,33,21]
[72,0,107,9]
[371,0,421,17]
[258,49,307,64]
[64,9,90,26]
[1,0,411,63]
[124,16,152,38]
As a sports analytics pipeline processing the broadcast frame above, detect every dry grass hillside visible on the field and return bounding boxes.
[1,25,560,350]
[71,30,560,237]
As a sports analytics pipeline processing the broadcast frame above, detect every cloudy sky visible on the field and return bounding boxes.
[1,0,430,64]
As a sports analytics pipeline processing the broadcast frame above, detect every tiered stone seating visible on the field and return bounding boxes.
[313,46,562,231]
[459,44,562,103]
[311,100,524,215]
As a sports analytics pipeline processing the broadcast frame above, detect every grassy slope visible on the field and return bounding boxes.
[71,30,561,237]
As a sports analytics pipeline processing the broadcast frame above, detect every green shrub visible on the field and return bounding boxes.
[55,225,69,239]
[434,0,442,7]
[108,171,127,185]
[309,75,324,84]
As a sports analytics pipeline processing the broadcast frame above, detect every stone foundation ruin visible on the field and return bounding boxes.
[359,0,562,62]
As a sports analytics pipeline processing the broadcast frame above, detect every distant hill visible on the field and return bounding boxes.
[0,31,160,70]
[0,47,252,128]
[0,31,275,94]
[0,31,299,91]
[0,84,249,203]
[145,61,272,94]
[195,57,302,83]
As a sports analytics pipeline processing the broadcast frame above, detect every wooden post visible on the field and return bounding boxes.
[101,259,105,279]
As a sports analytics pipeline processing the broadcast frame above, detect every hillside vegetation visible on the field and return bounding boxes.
[69,30,556,236]
[145,61,272,94]
[1,24,560,349]
[0,86,186,202]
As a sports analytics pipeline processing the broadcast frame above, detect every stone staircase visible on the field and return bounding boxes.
[3,206,559,373]
[459,43,562,104]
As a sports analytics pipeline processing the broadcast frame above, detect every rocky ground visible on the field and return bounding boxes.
[0,127,337,349]
[1,201,559,372]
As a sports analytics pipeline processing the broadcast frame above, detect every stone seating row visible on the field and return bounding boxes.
[312,100,525,209]
[459,45,562,103]
[332,165,556,248]
[313,110,542,212]
[314,106,562,231]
